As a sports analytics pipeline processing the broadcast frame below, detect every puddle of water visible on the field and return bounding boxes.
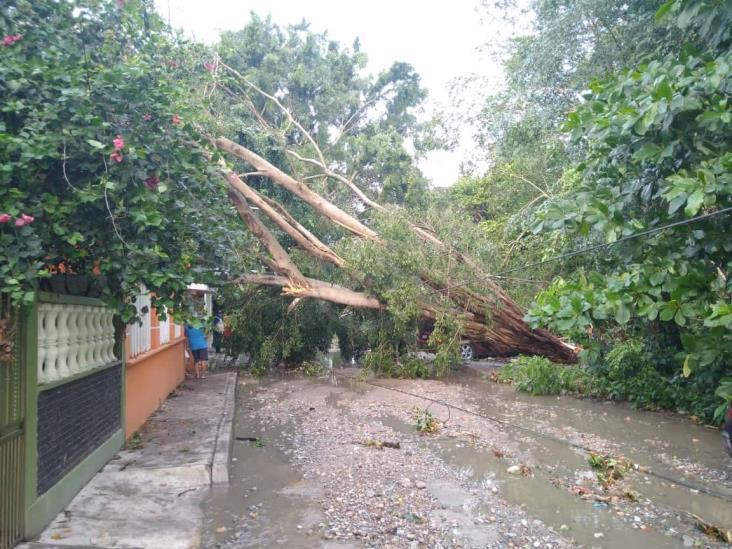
[381,414,681,549]
[379,371,732,546]
[201,382,328,548]
[463,374,732,480]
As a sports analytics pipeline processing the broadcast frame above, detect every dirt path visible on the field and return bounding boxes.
[202,368,732,548]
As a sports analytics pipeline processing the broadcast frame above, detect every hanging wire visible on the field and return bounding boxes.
[429,206,732,295]
[333,371,732,503]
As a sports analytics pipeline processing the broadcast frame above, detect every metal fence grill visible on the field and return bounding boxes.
[0,294,24,549]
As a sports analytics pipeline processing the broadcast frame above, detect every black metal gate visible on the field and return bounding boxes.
[0,294,24,549]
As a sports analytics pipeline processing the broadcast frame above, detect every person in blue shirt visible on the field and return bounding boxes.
[184,322,209,379]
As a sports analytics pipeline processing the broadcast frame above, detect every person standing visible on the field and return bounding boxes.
[185,322,209,379]
[212,312,224,354]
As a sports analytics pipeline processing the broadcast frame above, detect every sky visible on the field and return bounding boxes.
[154,0,507,186]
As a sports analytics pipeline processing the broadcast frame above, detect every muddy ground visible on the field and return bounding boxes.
[202,362,732,548]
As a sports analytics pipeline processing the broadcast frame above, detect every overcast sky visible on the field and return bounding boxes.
[154,0,507,186]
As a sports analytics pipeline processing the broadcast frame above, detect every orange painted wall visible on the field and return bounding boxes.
[124,317,186,439]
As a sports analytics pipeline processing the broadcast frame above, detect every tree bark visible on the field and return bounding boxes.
[217,137,380,241]
[236,274,383,309]
[227,188,309,289]
[223,169,345,268]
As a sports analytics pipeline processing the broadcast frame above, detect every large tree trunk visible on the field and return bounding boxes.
[224,169,345,268]
[227,188,309,289]
[217,139,577,363]
[212,70,577,364]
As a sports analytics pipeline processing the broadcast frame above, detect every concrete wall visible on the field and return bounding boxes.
[124,310,186,439]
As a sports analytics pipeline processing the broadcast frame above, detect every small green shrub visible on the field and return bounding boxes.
[587,452,632,488]
[301,360,325,377]
[364,345,431,379]
[499,356,589,395]
[125,432,144,451]
[500,339,728,424]
[714,378,732,423]
[426,315,462,377]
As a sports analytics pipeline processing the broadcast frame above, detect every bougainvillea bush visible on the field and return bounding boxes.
[0,0,239,319]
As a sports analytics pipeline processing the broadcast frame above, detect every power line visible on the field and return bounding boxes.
[333,371,732,503]
[430,206,732,295]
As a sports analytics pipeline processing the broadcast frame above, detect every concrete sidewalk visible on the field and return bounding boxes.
[21,372,236,549]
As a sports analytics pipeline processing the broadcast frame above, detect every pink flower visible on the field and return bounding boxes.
[110,151,123,163]
[3,34,22,46]
[143,113,152,121]
[20,213,34,224]
[116,0,125,7]
[0,213,10,223]
[14,218,25,227]
[171,114,181,125]
[144,175,159,190]
[204,62,218,73]
[112,135,125,150]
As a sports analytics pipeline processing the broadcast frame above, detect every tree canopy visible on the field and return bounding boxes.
[2,0,731,419]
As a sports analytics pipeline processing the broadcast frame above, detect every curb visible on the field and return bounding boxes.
[210,371,236,484]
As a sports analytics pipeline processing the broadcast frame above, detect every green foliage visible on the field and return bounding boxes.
[301,360,325,377]
[523,0,732,420]
[587,338,726,421]
[597,339,679,408]
[501,340,726,422]
[449,0,672,306]
[363,344,431,379]
[714,378,732,423]
[0,0,242,318]
[125,431,144,450]
[412,407,440,434]
[427,314,462,377]
[587,452,632,488]
[215,14,432,211]
[222,286,336,374]
[499,356,590,395]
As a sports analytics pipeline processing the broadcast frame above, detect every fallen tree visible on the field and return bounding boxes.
[210,66,577,364]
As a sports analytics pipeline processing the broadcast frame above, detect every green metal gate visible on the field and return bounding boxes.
[0,294,24,549]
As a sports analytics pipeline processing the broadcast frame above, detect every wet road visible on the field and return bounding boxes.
[201,365,732,548]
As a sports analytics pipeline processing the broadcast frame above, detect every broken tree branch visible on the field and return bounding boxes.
[227,188,309,290]
[222,169,345,268]
[216,137,381,241]
[235,274,383,310]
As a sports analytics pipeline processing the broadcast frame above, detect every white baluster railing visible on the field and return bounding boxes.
[37,302,116,385]
[159,307,171,345]
[128,292,152,358]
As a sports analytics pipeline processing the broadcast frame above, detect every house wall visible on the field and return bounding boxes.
[124,309,186,439]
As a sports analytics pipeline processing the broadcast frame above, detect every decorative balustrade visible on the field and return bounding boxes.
[125,292,185,360]
[128,292,151,359]
[37,303,116,385]
[158,307,171,345]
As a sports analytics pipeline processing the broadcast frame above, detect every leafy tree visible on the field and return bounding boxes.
[0,0,245,319]
[526,0,732,421]
[448,1,676,309]
[474,0,672,149]
[215,15,430,211]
